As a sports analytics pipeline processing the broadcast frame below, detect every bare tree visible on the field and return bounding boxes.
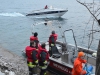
[76,0,100,25]
[76,0,100,75]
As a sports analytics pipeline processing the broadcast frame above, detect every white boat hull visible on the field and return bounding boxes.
[26,8,68,18]
[27,12,67,18]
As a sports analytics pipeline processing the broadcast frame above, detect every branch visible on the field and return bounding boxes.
[96,12,100,17]
[95,7,100,15]
[76,0,100,25]
[87,30,100,36]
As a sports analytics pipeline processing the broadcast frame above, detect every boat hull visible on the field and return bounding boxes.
[26,10,68,18]
[48,59,72,75]
[22,41,96,75]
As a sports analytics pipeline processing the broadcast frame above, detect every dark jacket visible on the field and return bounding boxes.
[38,47,49,62]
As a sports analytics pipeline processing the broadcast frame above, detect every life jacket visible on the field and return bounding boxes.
[25,46,38,62]
[49,34,58,44]
[38,48,49,62]
[30,36,38,42]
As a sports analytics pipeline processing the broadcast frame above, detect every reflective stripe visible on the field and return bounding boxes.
[27,62,36,68]
[43,60,47,64]
[51,44,54,46]
[44,72,46,75]
[35,60,38,64]
[40,65,47,70]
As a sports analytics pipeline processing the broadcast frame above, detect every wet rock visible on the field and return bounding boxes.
[0,46,28,75]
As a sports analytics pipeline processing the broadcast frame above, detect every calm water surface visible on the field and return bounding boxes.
[0,0,100,56]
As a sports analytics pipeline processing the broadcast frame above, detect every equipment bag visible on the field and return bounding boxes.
[83,64,94,75]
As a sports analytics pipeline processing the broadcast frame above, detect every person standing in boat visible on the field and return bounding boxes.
[38,43,49,75]
[30,32,39,49]
[44,5,48,9]
[72,52,87,75]
[48,30,58,56]
[25,41,39,75]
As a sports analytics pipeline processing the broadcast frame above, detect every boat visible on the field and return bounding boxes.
[23,21,97,75]
[45,29,96,75]
[26,6,68,18]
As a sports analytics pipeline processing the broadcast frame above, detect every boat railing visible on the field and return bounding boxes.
[62,29,78,55]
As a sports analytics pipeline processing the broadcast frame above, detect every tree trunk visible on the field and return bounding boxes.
[95,40,100,75]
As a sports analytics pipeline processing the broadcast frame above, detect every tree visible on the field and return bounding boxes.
[76,0,100,26]
[76,0,100,75]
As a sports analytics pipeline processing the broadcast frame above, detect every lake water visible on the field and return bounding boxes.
[0,0,100,56]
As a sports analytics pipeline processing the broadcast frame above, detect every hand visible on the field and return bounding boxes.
[83,60,87,63]
[80,70,87,75]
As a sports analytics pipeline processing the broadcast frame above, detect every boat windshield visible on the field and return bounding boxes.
[49,6,53,9]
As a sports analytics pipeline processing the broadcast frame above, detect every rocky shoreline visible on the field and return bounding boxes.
[0,46,29,75]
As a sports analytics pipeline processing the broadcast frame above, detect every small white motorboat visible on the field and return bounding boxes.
[26,6,68,18]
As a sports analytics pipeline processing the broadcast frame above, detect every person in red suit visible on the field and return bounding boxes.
[25,41,39,75]
[30,32,39,49]
[38,43,49,75]
[44,5,48,9]
[48,31,58,56]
